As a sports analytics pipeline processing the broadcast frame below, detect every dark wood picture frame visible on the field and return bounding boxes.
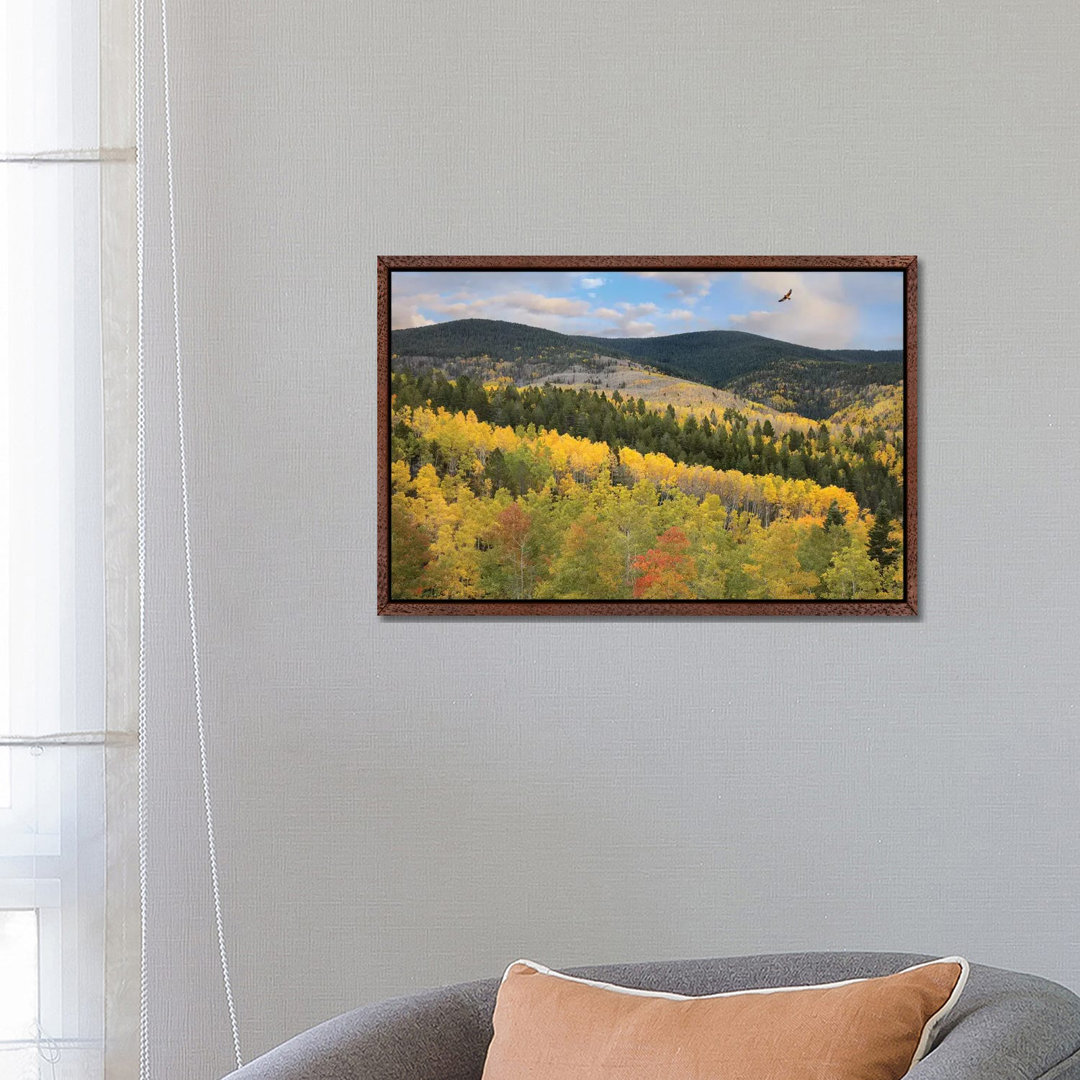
[378,255,917,616]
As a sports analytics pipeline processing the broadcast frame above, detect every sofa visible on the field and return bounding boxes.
[223,951,1080,1079]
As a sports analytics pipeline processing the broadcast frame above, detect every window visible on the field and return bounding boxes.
[1,2,117,1077]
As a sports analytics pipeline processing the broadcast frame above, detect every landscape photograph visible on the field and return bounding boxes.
[378,257,915,614]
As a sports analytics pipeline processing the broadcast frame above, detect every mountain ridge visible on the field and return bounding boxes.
[391,317,901,383]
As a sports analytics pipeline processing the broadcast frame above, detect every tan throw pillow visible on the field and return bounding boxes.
[481,956,968,1080]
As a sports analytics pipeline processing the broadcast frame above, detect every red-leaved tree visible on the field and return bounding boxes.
[632,526,696,599]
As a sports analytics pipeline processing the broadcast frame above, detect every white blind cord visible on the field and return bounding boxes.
[158,0,244,1065]
[134,0,151,1074]
[135,0,244,1070]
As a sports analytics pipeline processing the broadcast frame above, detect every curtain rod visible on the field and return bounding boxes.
[0,731,137,747]
[0,147,135,164]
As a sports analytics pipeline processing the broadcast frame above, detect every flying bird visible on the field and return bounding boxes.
[778,289,792,302]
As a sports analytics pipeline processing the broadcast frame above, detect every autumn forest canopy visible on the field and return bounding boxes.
[388,318,905,603]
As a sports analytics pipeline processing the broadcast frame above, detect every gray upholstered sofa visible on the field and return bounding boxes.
[223,952,1080,1079]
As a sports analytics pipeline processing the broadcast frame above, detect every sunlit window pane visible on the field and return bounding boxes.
[1,1,108,1076]
[0,909,38,1041]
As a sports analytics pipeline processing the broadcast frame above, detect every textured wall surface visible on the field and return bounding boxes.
[137,2,1080,1076]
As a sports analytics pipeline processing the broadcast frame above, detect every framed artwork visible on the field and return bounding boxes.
[378,256,916,616]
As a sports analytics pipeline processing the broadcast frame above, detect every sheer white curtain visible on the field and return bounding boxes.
[1,2,137,1078]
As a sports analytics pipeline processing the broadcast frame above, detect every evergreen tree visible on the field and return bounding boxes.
[867,508,901,571]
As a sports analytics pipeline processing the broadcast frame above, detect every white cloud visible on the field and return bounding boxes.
[730,272,858,348]
[634,271,715,297]
[430,301,479,318]
[583,301,660,336]
[390,292,438,329]
[500,291,592,316]
[592,320,657,338]
[579,276,605,289]
[391,309,434,329]
[399,290,594,330]
[393,287,689,339]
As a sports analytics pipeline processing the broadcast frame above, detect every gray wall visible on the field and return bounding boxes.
[139,1,1080,1076]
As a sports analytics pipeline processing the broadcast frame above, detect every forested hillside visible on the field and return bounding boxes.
[393,373,902,515]
[388,371,904,602]
[826,384,904,431]
[390,318,630,383]
[579,328,900,388]
[724,358,903,420]
[392,318,902,420]
[391,317,631,361]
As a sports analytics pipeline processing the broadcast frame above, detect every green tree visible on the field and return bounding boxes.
[502,446,552,496]
[867,508,901,572]
[537,514,623,599]
[741,521,817,599]
[608,481,659,589]
[797,523,849,594]
[821,544,882,599]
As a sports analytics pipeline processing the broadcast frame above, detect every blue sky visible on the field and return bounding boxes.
[390,269,904,350]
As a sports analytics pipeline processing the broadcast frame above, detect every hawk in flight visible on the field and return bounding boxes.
[778,289,792,302]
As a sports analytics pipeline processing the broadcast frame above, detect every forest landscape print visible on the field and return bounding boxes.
[378,257,916,615]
